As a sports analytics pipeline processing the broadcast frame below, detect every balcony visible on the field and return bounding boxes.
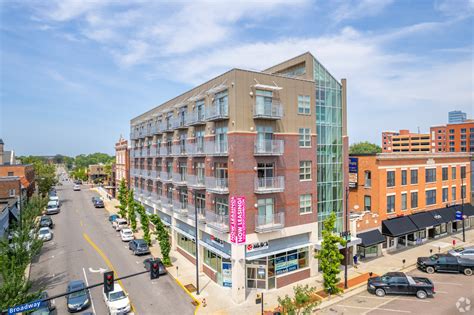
[143,189,153,198]
[205,177,228,194]
[186,143,206,156]
[131,168,140,177]
[206,105,228,121]
[173,201,188,216]
[173,116,188,129]
[159,147,168,156]
[253,102,283,120]
[150,193,162,206]
[160,171,173,182]
[162,196,173,209]
[205,140,228,156]
[133,188,143,199]
[254,139,284,156]
[171,144,187,156]
[187,205,206,223]
[187,111,206,126]
[150,147,158,156]
[172,172,187,186]
[254,176,285,194]
[145,170,158,179]
[255,212,285,233]
[163,122,174,132]
[187,175,205,189]
[205,211,229,233]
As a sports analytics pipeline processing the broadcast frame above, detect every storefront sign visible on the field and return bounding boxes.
[349,157,358,188]
[246,241,269,253]
[210,235,225,248]
[230,196,246,244]
[287,253,298,272]
[222,262,232,287]
[275,256,287,275]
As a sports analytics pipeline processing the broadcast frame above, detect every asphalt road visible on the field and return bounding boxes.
[319,270,474,315]
[30,181,195,315]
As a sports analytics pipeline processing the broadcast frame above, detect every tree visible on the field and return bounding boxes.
[136,204,151,246]
[150,214,171,266]
[116,179,128,219]
[33,161,57,196]
[277,284,321,315]
[349,141,382,154]
[315,212,346,295]
[127,190,137,231]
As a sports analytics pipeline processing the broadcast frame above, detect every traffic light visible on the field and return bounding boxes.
[104,271,114,294]
[150,260,160,280]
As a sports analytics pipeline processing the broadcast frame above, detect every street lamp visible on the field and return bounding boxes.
[460,169,472,243]
[344,188,358,289]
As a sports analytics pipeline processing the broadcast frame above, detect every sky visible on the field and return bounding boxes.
[1,0,473,156]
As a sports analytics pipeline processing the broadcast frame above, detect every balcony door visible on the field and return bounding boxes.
[258,198,274,225]
[195,128,205,153]
[256,125,274,152]
[256,89,273,116]
[257,162,275,184]
[215,123,228,153]
[196,100,205,120]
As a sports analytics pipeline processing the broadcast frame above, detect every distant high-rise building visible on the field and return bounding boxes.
[449,110,467,124]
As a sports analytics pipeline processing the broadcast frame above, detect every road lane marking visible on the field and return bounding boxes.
[83,233,136,314]
[335,304,411,313]
[356,295,430,303]
[82,267,97,315]
[433,281,463,286]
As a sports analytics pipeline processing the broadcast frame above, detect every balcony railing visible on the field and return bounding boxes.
[173,116,188,129]
[187,205,206,223]
[160,171,173,182]
[205,211,229,233]
[164,122,174,132]
[187,111,206,126]
[145,170,158,179]
[255,212,285,233]
[143,189,152,198]
[173,201,188,216]
[187,175,205,189]
[205,177,228,194]
[159,147,168,156]
[150,193,162,206]
[254,176,285,193]
[186,143,206,156]
[171,144,187,156]
[254,139,284,156]
[131,168,140,176]
[172,172,187,185]
[150,147,158,156]
[206,105,228,121]
[253,101,283,119]
[205,140,228,156]
[163,196,173,209]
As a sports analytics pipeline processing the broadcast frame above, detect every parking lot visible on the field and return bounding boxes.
[319,270,474,314]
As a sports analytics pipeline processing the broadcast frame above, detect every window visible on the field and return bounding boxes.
[299,194,312,214]
[299,161,312,180]
[297,95,311,114]
[461,166,466,179]
[364,171,372,187]
[461,134,467,140]
[425,168,436,183]
[257,198,274,220]
[387,195,395,213]
[401,170,407,185]
[401,193,407,210]
[7,171,13,176]
[452,167,456,180]
[364,195,371,211]
[387,171,395,187]
[452,186,456,200]
[8,189,16,197]
[461,185,466,199]
[442,187,448,202]
[461,128,466,133]
[442,167,448,181]
[426,189,436,205]
[411,192,418,208]
[256,89,273,116]
[298,128,311,147]
[449,135,455,140]
[177,234,196,256]
[215,196,229,215]
[449,129,454,134]
[410,169,418,184]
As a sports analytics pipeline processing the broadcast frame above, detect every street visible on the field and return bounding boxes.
[29,181,195,315]
[319,270,474,315]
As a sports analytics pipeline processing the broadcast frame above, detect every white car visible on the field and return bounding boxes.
[102,284,131,315]
[449,247,474,259]
[73,185,81,191]
[49,196,59,204]
[120,228,134,242]
[45,200,60,215]
[38,227,53,241]
[114,219,128,231]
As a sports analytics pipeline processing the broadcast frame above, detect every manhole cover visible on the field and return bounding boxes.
[185,284,197,292]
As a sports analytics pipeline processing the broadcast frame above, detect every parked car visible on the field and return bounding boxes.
[114,219,128,231]
[120,228,134,242]
[45,201,60,215]
[91,196,101,204]
[448,247,474,259]
[143,257,167,275]
[102,284,131,315]
[367,272,435,299]
[417,254,474,276]
[129,239,150,255]
[38,227,53,241]
[94,199,104,208]
[66,280,91,313]
[39,216,54,229]
[73,185,81,191]
[30,291,56,315]
[109,214,119,223]
[49,195,59,204]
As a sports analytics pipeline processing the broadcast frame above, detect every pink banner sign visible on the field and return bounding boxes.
[230,196,246,244]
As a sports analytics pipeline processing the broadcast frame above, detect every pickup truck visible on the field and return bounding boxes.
[367,272,434,299]
[417,254,474,276]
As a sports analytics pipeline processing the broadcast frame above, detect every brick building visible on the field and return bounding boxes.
[88,164,108,183]
[430,120,474,153]
[0,164,35,198]
[348,152,474,258]
[115,136,130,194]
[130,52,348,303]
[382,130,430,153]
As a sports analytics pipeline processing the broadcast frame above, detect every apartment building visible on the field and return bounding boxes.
[430,120,474,153]
[382,129,430,153]
[130,52,347,303]
[115,136,130,194]
[348,152,474,257]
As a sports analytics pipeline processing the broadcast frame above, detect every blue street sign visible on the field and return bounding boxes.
[456,211,462,221]
[8,300,42,314]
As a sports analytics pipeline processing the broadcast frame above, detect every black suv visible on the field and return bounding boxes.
[367,272,434,299]
[39,216,54,229]
[129,239,150,255]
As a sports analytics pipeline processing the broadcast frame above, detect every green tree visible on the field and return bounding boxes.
[127,190,137,231]
[116,179,128,218]
[150,214,171,266]
[277,284,321,315]
[315,212,346,295]
[136,204,151,246]
[349,141,382,154]
[33,161,58,196]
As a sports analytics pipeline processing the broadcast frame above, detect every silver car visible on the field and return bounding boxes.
[38,227,53,241]
[449,247,474,259]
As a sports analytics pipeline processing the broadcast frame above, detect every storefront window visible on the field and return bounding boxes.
[177,233,195,256]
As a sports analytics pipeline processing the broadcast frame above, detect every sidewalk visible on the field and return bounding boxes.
[93,188,474,314]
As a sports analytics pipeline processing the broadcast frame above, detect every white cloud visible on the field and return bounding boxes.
[331,0,394,23]
[46,70,84,89]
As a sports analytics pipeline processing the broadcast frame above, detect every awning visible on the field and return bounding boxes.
[382,216,419,237]
[9,205,20,221]
[253,84,283,91]
[357,229,385,247]
[409,211,440,229]
[199,241,231,259]
[461,204,474,217]
[173,226,195,241]
[246,242,312,261]
[436,207,459,222]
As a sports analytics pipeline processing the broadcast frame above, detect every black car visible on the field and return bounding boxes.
[129,239,150,255]
[91,196,100,203]
[39,216,54,229]
[93,199,104,208]
[417,254,474,276]
[367,272,434,299]
[143,257,167,275]
[29,291,56,314]
[66,280,90,313]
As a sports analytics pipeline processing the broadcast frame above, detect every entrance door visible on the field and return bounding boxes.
[246,263,266,289]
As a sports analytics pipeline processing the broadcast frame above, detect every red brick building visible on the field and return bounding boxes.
[0,164,35,197]
[382,129,431,153]
[430,120,474,153]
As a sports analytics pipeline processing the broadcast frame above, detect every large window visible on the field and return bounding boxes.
[410,169,418,184]
[442,187,448,202]
[271,248,309,276]
[425,168,436,183]
[256,89,273,116]
[298,128,311,147]
[299,161,312,180]
[215,196,228,215]
[364,171,372,187]
[452,167,456,180]
[452,186,456,201]
[364,195,371,211]
[387,195,395,213]
[387,171,395,187]
[442,168,448,181]
[297,95,311,114]
[177,234,195,257]
[426,189,437,205]
[411,192,418,208]
[461,166,466,179]
[299,194,312,214]
[401,170,407,185]
[401,193,407,210]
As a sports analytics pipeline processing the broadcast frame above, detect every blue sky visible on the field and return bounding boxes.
[1,0,473,156]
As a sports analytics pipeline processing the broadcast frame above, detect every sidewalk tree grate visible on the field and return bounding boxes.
[184,283,197,293]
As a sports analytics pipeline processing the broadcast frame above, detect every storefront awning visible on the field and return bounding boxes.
[357,229,385,247]
[436,207,459,222]
[382,216,418,237]
[246,242,312,261]
[173,226,195,241]
[198,241,231,259]
[409,211,441,229]
[462,204,474,217]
